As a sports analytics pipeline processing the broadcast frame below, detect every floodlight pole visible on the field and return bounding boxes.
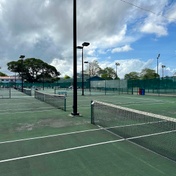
[115,62,120,79]
[19,55,25,92]
[72,0,79,116]
[157,54,160,77]
[161,65,166,78]
[77,42,90,96]
[81,46,84,95]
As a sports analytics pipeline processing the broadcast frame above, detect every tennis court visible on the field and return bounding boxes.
[0,88,176,175]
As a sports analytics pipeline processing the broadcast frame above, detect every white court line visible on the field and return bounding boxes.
[1,129,176,163]
[0,139,124,163]
[128,129,176,140]
[0,109,55,115]
[118,95,176,104]
[0,128,101,145]
[0,120,173,145]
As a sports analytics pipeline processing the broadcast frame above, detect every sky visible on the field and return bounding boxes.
[0,0,176,79]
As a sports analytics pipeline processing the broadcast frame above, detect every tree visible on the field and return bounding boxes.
[140,68,159,79]
[7,58,60,83]
[64,75,70,79]
[88,60,101,77]
[0,72,7,76]
[6,60,24,77]
[99,67,117,80]
[124,72,139,80]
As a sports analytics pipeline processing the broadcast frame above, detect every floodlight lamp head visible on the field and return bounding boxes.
[82,42,90,47]
[77,46,83,49]
[19,55,25,59]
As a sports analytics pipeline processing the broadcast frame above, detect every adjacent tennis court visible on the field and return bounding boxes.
[0,88,176,175]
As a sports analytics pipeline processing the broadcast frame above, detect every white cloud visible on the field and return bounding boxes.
[43,0,50,8]
[165,3,176,23]
[0,0,175,77]
[140,22,168,36]
[125,0,170,37]
[87,49,96,56]
[50,58,73,77]
[138,9,168,36]
[99,58,154,79]
[100,25,127,47]
[155,62,176,77]
[111,45,133,53]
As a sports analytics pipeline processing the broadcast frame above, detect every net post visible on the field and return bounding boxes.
[91,100,95,124]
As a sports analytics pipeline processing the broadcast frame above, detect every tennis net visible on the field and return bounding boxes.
[34,90,66,111]
[23,88,32,96]
[0,87,11,98]
[91,100,176,162]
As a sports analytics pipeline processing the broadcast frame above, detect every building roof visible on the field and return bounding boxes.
[0,76,21,80]
[89,76,105,81]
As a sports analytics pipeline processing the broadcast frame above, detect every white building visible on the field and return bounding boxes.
[0,76,22,83]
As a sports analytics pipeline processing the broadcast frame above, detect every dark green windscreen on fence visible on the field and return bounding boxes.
[1,76,176,95]
[128,77,176,94]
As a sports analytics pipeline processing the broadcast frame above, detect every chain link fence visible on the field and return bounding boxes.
[1,76,176,95]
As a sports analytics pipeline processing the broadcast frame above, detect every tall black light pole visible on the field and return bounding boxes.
[72,0,79,115]
[115,62,120,79]
[77,42,90,96]
[19,55,25,92]
[157,54,160,77]
[156,54,160,95]
[161,65,166,78]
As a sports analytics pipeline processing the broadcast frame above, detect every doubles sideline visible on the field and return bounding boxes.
[0,127,175,163]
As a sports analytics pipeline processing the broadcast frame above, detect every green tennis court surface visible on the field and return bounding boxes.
[0,88,176,175]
